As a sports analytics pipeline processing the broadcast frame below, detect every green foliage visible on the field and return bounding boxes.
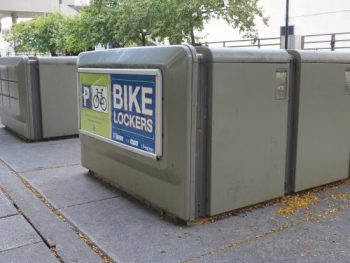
[6,20,37,53]
[34,13,66,55]
[7,13,91,55]
[7,13,66,55]
[82,0,267,45]
[7,0,268,54]
[159,0,269,44]
[64,15,94,55]
[77,0,155,47]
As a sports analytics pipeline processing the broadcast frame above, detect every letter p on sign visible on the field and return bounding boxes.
[83,86,91,108]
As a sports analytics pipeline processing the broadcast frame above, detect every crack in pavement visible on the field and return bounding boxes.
[0,158,113,263]
[18,163,81,174]
[0,241,43,254]
[0,213,18,220]
[0,185,62,262]
[59,196,122,210]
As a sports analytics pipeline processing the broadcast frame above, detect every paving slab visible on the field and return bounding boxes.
[0,166,104,263]
[0,166,52,212]
[21,165,120,209]
[0,215,41,252]
[0,130,24,147]
[60,195,291,263]
[0,242,58,263]
[0,192,17,219]
[196,208,350,263]
[0,138,81,172]
[58,177,350,263]
[269,182,350,224]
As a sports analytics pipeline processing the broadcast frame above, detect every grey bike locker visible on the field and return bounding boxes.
[38,57,78,138]
[288,50,350,192]
[77,46,206,221]
[0,56,42,140]
[197,48,291,216]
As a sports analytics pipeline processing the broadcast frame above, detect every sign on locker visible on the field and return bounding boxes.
[79,69,162,159]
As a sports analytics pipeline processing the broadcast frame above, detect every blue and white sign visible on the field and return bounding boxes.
[78,68,162,159]
[110,70,162,158]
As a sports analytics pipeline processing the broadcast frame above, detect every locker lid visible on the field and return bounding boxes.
[289,50,350,64]
[0,56,36,82]
[0,56,30,67]
[38,57,77,65]
[203,48,290,63]
[78,45,196,68]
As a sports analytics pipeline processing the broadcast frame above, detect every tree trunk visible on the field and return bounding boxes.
[190,26,196,46]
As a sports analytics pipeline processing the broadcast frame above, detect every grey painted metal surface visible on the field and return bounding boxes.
[197,48,291,216]
[207,48,291,63]
[0,56,42,140]
[78,46,206,221]
[288,50,350,192]
[79,46,293,220]
[38,57,78,138]
[0,56,78,141]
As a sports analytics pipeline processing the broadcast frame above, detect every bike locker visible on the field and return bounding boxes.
[77,45,208,221]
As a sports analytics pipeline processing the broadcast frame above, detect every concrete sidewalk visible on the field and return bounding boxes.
[0,190,58,262]
[0,122,350,262]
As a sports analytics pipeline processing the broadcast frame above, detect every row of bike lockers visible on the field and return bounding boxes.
[82,46,347,221]
[0,56,79,140]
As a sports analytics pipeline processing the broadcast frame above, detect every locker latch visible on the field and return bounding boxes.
[275,70,288,100]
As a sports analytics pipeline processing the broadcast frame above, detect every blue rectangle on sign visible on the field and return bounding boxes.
[110,73,158,155]
[82,85,92,109]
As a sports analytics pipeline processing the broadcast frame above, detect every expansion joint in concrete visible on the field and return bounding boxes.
[0,158,113,263]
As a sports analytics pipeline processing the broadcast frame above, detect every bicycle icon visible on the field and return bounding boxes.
[93,88,107,111]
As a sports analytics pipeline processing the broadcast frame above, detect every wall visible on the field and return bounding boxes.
[0,0,89,56]
[0,0,59,18]
[201,0,350,42]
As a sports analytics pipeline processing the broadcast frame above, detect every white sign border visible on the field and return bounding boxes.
[78,68,162,160]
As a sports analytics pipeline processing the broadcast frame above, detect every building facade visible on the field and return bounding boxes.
[201,0,350,49]
[0,0,89,55]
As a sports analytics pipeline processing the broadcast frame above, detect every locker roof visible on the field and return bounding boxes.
[38,57,77,65]
[289,50,350,63]
[0,56,31,66]
[78,45,196,68]
[202,48,291,63]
